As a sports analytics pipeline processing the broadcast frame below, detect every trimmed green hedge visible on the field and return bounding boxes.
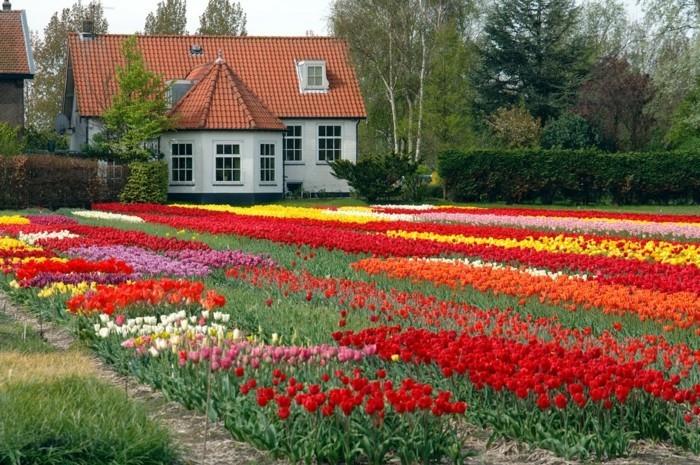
[120,161,168,203]
[438,149,700,205]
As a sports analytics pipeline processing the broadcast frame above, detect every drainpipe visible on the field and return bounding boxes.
[85,117,90,149]
[355,119,360,161]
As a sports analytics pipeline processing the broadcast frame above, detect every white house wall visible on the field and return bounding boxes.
[281,119,358,194]
[161,130,284,196]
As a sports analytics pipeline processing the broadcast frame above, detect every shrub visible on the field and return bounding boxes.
[0,122,25,156]
[330,154,419,202]
[488,105,542,149]
[541,113,599,149]
[0,155,127,209]
[438,149,700,205]
[24,126,69,153]
[120,161,168,203]
[0,377,180,465]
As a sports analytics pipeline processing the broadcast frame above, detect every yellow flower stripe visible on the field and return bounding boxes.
[0,237,34,250]
[0,257,67,266]
[38,281,97,299]
[0,215,29,225]
[387,230,700,267]
[173,204,393,224]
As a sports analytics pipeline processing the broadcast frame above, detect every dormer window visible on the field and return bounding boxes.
[297,60,328,93]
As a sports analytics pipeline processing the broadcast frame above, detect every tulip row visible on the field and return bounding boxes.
[352,257,700,330]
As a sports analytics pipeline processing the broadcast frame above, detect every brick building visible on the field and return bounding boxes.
[0,0,34,127]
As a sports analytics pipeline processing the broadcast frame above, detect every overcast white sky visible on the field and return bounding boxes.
[13,0,642,37]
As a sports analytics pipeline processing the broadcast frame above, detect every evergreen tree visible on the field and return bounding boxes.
[474,0,592,123]
[144,0,187,35]
[26,2,108,129]
[423,21,477,160]
[101,37,173,162]
[197,0,247,36]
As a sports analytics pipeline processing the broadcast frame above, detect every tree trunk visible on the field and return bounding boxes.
[406,96,413,155]
[415,3,427,162]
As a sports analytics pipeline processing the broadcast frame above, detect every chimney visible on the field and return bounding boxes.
[82,19,94,34]
[81,18,95,39]
[2,1,11,11]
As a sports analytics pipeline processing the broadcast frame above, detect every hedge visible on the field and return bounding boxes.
[438,149,700,205]
[0,155,128,209]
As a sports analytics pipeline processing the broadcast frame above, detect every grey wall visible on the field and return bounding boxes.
[0,79,24,127]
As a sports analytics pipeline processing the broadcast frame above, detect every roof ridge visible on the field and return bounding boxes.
[199,64,218,128]
[67,31,341,40]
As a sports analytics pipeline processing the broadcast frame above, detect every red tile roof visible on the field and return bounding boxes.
[0,10,33,76]
[67,34,367,120]
[170,58,285,130]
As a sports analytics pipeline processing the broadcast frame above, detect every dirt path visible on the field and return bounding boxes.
[2,292,700,465]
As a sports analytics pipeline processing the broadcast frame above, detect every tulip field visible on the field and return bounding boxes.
[2,203,700,463]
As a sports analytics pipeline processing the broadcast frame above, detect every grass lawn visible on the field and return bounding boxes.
[0,306,182,465]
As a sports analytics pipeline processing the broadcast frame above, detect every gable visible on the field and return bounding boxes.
[67,34,367,120]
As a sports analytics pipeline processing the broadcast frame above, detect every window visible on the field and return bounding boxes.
[296,61,328,92]
[215,143,241,183]
[307,65,323,87]
[283,125,302,161]
[318,125,341,162]
[260,143,275,183]
[171,143,193,183]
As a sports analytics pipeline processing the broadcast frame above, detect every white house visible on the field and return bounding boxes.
[63,33,367,204]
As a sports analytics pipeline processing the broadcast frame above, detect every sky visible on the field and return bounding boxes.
[13,0,642,37]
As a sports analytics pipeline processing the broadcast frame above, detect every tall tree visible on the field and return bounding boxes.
[575,56,655,151]
[144,0,187,35]
[474,0,592,123]
[331,0,474,158]
[422,20,477,159]
[100,37,173,161]
[579,0,634,58]
[26,2,108,129]
[197,0,247,35]
[665,75,700,148]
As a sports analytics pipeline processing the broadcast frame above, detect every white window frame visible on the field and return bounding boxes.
[170,141,194,185]
[296,60,329,93]
[212,141,243,185]
[259,142,277,185]
[317,124,342,163]
[283,125,303,163]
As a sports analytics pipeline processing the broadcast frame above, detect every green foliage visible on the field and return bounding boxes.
[541,113,599,149]
[330,154,419,202]
[439,149,700,204]
[0,123,25,156]
[665,76,700,149]
[144,0,187,35]
[120,161,168,204]
[197,0,247,35]
[422,21,478,161]
[101,37,172,163]
[475,0,592,123]
[0,377,180,465]
[27,2,108,129]
[24,126,68,153]
[488,105,542,149]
